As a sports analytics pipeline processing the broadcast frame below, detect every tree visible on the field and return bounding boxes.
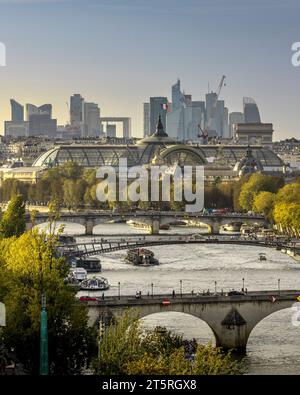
[63,179,87,211]
[273,202,300,237]
[0,179,29,202]
[275,183,300,205]
[0,231,97,374]
[253,191,275,222]
[93,310,240,375]
[239,174,284,211]
[0,195,26,238]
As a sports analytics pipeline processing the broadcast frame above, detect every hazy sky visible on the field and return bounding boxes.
[0,0,299,139]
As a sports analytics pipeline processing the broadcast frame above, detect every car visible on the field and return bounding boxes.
[226,291,245,296]
[79,296,98,302]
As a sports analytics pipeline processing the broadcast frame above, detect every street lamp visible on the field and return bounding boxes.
[242,278,245,291]
[151,283,154,298]
[278,279,281,295]
[118,282,121,300]
[39,294,48,376]
[214,281,217,294]
[180,280,182,298]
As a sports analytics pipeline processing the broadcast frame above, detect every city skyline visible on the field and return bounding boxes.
[0,0,300,139]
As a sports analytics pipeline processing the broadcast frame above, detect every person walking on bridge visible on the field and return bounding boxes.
[172,290,176,299]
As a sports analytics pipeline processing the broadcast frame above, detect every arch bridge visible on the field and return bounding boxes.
[26,211,268,235]
[85,290,300,352]
[64,236,291,258]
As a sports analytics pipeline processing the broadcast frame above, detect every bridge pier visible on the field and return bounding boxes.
[209,221,221,235]
[210,308,248,351]
[150,219,160,235]
[85,219,95,235]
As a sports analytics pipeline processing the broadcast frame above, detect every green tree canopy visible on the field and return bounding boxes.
[252,191,275,222]
[239,174,284,211]
[0,195,26,238]
[93,310,240,375]
[0,230,96,374]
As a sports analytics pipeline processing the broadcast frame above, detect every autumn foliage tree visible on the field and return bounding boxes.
[0,231,97,374]
[0,194,26,238]
[93,311,240,375]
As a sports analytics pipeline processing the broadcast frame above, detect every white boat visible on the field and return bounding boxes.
[80,276,110,291]
[67,267,87,283]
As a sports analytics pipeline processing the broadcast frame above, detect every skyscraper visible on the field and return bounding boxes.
[25,103,52,121]
[167,79,205,141]
[171,79,182,111]
[26,104,39,121]
[150,97,168,134]
[10,99,24,122]
[83,102,100,137]
[28,113,57,137]
[243,97,261,123]
[229,112,244,138]
[38,104,52,118]
[205,93,228,137]
[143,102,150,137]
[70,94,84,127]
[223,107,229,138]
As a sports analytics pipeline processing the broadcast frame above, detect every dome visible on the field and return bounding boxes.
[234,146,263,175]
[138,115,176,146]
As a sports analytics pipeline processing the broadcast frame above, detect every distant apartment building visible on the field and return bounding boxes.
[0,166,46,187]
[234,123,273,146]
[150,97,168,134]
[143,102,150,137]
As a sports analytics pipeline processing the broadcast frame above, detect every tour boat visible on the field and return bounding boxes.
[258,253,267,261]
[80,276,110,291]
[127,221,170,231]
[125,248,159,266]
[67,267,87,283]
[68,256,102,273]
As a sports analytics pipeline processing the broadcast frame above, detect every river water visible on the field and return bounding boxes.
[38,222,300,375]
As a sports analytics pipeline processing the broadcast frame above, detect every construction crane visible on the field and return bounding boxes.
[198,75,226,142]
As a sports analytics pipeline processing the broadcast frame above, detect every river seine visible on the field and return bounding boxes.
[38,222,300,374]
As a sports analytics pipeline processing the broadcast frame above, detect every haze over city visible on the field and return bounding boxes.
[0,0,300,139]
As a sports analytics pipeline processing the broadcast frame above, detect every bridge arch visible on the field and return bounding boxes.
[141,311,216,345]
[33,221,86,235]
[247,305,297,350]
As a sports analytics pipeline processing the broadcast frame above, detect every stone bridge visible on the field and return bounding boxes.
[85,290,300,352]
[26,211,268,235]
